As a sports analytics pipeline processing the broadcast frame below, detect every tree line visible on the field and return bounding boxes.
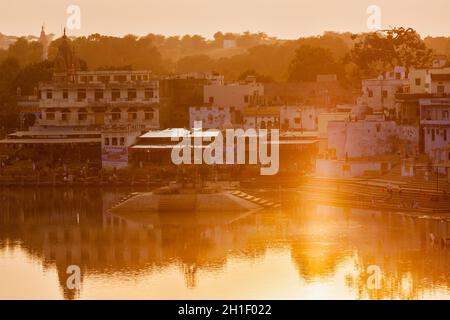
[0,28,448,131]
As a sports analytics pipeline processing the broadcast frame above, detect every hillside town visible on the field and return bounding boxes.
[0,28,449,193]
[2,0,450,302]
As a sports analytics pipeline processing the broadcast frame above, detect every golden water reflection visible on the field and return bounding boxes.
[0,188,449,299]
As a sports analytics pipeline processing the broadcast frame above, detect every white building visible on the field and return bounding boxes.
[242,107,280,130]
[189,106,234,129]
[327,119,418,160]
[359,66,408,112]
[429,74,450,94]
[38,70,160,130]
[204,81,264,109]
[280,106,328,131]
[164,72,224,85]
[420,98,450,166]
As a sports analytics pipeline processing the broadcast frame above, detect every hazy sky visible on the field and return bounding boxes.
[1,0,449,39]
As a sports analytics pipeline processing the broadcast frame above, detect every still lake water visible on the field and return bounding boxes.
[0,187,449,300]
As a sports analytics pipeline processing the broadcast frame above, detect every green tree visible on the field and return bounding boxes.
[348,27,433,77]
[288,45,339,81]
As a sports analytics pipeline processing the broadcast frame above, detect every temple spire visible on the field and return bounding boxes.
[39,24,48,61]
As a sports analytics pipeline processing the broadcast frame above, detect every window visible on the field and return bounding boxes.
[260,121,266,129]
[382,90,388,99]
[294,117,301,124]
[78,108,87,121]
[376,124,381,133]
[443,110,449,119]
[144,108,154,120]
[111,108,121,121]
[437,85,445,93]
[128,108,137,121]
[62,89,68,99]
[368,90,373,98]
[61,109,70,121]
[120,137,125,146]
[104,138,110,146]
[127,89,137,101]
[112,89,121,101]
[46,111,55,120]
[113,75,126,83]
[444,129,447,141]
[432,128,435,141]
[98,75,110,83]
[144,88,153,100]
[46,90,52,99]
[395,73,401,80]
[415,78,421,86]
[77,89,86,101]
[112,137,118,146]
[94,89,104,101]
[244,95,249,103]
[448,152,450,161]
[208,97,214,104]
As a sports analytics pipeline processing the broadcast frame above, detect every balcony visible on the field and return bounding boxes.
[420,119,450,126]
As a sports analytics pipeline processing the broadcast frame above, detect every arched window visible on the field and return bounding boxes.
[128,107,137,121]
[260,120,266,129]
[61,108,71,121]
[78,108,88,121]
[111,108,121,121]
[144,107,154,121]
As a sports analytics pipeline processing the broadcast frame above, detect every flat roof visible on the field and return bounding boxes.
[261,140,319,145]
[0,138,101,144]
[131,145,210,149]
[140,128,221,139]
[8,130,101,137]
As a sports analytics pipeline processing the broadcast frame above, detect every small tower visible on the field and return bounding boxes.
[39,24,49,61]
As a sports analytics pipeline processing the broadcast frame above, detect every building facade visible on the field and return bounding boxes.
[38,70,160,130]
[420,98,450,166]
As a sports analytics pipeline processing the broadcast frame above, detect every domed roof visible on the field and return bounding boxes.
[54,29,76,72]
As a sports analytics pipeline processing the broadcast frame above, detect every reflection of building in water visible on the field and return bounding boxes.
[0,188,449,299]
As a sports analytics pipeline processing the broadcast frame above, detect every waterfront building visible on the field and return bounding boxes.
[189,106,235,129]
[419,97,450,169]
[316,118,419,178]
[159,72,223,127]
[395,67,450,125]
[235,105,325,131]
[242,107,280,130]
[38,69,160,130]
[1,31,160,169]
[359,66,408,116]
[204,78,264,109]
